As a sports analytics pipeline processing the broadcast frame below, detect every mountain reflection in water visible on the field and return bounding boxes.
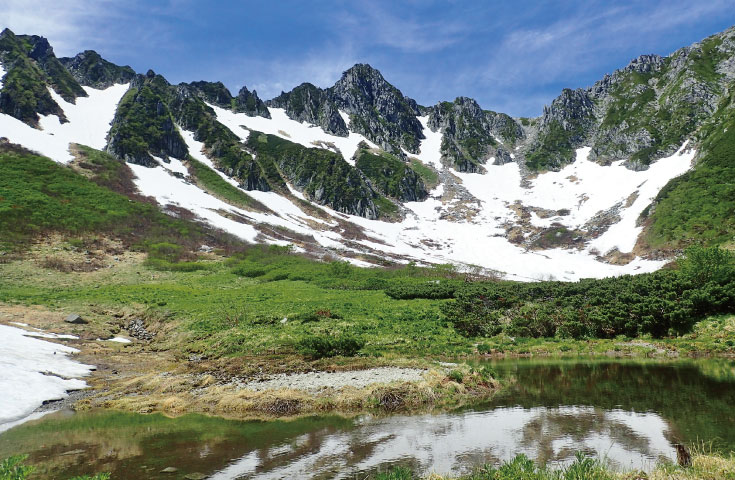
[1,358,733,479]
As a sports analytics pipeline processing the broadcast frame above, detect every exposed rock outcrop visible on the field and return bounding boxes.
[267,83,348,136]
[0,28,75,125]
[328,64,424,154]
[106,70,188,166]
[59,50,136,89]
[233,86,270,118]
[426,97,524,171]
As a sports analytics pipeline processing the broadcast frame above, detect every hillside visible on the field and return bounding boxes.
[1,26,734,280]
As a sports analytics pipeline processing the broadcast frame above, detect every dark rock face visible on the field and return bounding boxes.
[328,64,424,154]
[541,89,595,135]
[187,80,233,107]
[234,86,271,118]
[426,97,524,171]
[247,132,387,219]
[525,88,596,170]
[267,83,348,136]
[168,83,272,192]
[21,34,87,102]
[354,148,428,202]
[59,50,136,89]
[0,28,76,125]
[106,72,188,167]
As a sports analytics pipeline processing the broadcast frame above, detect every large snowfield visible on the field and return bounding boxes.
[0,80,697,280]
[0,324,94,432]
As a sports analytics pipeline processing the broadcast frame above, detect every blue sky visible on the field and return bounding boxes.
[2,0,734,117]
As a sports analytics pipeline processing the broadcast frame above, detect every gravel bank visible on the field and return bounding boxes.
[238,367,427,393]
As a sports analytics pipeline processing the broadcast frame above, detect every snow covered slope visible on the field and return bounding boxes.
[0,82,129,163]
[0,63,696,281]
[129,103,695,281]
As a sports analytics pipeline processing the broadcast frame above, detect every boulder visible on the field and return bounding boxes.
[64,314,87,324]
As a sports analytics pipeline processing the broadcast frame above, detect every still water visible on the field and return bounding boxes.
[2,358,734,479]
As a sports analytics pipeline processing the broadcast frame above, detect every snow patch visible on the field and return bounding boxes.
[414,116,443,169]
[129,162,261,243]
[209,105,379,164]
[0,324,94,429]
[0,83,129,163]
[98,336,131,344]
[153,155,189,176]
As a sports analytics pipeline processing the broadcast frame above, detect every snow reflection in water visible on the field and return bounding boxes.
[210,406,673,479]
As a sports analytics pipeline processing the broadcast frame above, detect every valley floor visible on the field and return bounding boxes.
[0,240,733,425]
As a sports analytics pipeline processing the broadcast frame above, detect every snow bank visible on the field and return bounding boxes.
[209,105,379,164]
[138,116,695,280]
[0,324,94,430]
[128,162,261,243]
[588,143,694,253]
[0,83,129,163]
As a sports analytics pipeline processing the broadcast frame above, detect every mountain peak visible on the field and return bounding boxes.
[330,62,423,154]
[341,63,384,79]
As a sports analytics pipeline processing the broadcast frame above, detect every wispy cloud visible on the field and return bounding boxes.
[0,0,178,57]
[482,0,733,88]
[333,3,468,53]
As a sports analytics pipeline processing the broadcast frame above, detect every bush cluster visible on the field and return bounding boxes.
[296,335,365,359]
[443,247,735,339]
[384,281,458,300]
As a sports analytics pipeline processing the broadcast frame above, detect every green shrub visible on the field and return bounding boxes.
[0,455,34,480]
[147,242,184,262]
[448,370,464,383]
[293,309,343,323]
[443,260,735,340]
[145,258,209,272]
[373,466,413,480]
[678,245,735,286]
[297,335,365,358]
[477,343,492,354]
[232,265,267,278]
[384,281,457,300]
[329,261,353,277]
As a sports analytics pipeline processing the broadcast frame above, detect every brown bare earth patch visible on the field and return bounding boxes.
[24,234,144,273]
[597,248,637,266]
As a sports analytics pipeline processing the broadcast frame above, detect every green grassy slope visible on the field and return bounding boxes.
[643,89,735,249]
[0,143,233,254]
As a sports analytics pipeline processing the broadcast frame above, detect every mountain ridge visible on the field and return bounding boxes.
[1,25,734,279]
